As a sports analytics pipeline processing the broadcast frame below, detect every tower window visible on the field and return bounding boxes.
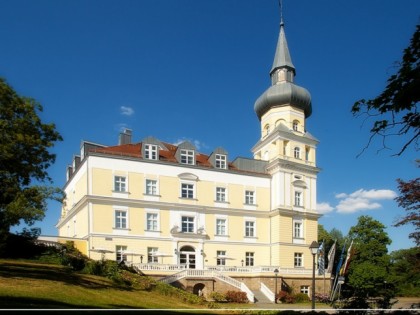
[293,120,299,131]
[294,147,301,159]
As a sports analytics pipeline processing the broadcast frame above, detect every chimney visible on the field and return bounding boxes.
[119,128,132,145]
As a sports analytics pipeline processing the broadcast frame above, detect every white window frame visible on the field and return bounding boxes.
[145,179,158,195]
[181,216,195,233]
[115,209,128,229]
[114,176,127,192]
[146,212,159,231]
[215,154,227,169]
[148,247,158,263]
[116,245,127,262]
[144,144,158,160]
[294,146,301,159]
[216,187,226,202]
[294,252,303,267]
[180,149,194,165]
[245,220,256,237]
[217,250,226,266]
[293,220,303,238]
[181,183,195,199]
[294,191,303,207]
[216,218,227,236]
[245,190,255,205]
[245,252,254,266]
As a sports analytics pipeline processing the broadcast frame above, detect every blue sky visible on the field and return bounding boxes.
[1,0,418,252]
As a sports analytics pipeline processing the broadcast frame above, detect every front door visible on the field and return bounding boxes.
[179,246,196,269]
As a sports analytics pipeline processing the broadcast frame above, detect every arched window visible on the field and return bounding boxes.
[264,124,270,136]
[294,147,301,159]
[292,120,299,131]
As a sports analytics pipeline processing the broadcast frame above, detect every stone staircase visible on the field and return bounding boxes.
[252,289,273,304]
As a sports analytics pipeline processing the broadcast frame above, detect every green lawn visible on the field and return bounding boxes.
[0,259,208,310]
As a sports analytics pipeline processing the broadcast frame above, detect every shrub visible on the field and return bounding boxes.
[209,291,226,302]
[314,293,330,303]
[277,290,295,304]
[225,291,248,303]
[294,293,310,303]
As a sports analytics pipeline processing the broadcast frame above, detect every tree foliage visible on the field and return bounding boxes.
[394,173,420,246]
[341,216,392,306]
[352,24,419,156]
[0,78,62,237]
[389,247,420,297]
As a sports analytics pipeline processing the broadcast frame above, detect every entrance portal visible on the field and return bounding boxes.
[179,245,196,269]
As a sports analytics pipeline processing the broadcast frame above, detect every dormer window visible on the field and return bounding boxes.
[180,149,195,165]
[144,144,158,160]
[215,154,227,169]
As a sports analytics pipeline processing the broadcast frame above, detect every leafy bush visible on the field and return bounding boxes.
[225,291,248,303]
[209,291,226,302]
[314,293,330,303]
[294,293,310,303]
[60,241,88,271]
[277,290,296,304]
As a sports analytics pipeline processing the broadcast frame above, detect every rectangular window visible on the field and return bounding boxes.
[181,216,194,233]
[180,149,194,165]
[217,250,226,266]
[245,190,255,205]
[116,245,127,262]
[295,191,302,206]
[148,247,158,263]
[181,183,194,199]
[115,210,127,229]
[146,179,157,195]
[294,222,302,238]
[245,221,255,237]
[294,253,303,267]
[245,252,254,266]
[216,187,226,202]
[114,176,126,192]
[146,213,158,231]
[215,154,227,169]
[300,286,310,295]
[216,218,226,235]
[144,144,158,160]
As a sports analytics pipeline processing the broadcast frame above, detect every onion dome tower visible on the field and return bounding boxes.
[254,19,312,123]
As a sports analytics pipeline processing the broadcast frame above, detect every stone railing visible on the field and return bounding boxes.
[159,269,254,303]
[260,282,275,303]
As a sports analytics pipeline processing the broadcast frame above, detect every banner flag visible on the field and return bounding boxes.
[335,241,347,278]
[340,240,354,276]
[318,240,325,275]
[326,241,336,274]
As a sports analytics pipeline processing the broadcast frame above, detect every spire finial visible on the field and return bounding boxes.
[279,0,284,26]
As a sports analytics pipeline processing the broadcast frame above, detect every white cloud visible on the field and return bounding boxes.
[335,189,397,214]
[316,202,334,214]
[120,106,134,116]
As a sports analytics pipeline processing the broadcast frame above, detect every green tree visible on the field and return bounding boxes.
[389,247,420,297]
[0,78,62,243]
[342,216,392,308]
[351,24,419,156]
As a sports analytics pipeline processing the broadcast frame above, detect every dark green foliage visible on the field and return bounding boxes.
[0,78,63,243]
[209,291,227,302]
[352,25,419,156]
[389,247,420,297]
[224,290,248,303]
[294,293,310,303]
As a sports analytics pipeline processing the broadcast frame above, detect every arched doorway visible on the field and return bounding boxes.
[193,283,205,297]
[179,245,196,269]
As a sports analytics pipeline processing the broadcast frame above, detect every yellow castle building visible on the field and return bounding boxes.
[56,19,326,302]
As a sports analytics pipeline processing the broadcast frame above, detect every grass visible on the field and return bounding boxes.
[0,259,209,310]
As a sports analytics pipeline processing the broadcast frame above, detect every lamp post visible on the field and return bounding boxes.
[309,241,319,310]
[274,268,279,303]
